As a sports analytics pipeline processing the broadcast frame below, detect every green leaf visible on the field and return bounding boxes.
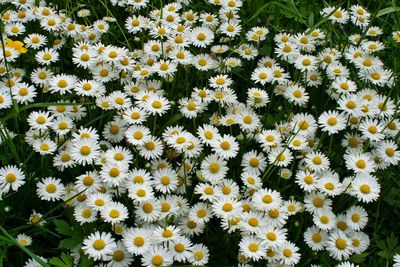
[59,236,82,250]
[350,252,369,264]
[78,254,94,267]
[162,113,182,129]
[377,7,400,17]
[54,220,73,237]
[49,253,73,267]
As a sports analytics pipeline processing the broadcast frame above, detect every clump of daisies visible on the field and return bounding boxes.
[0,0,399,266]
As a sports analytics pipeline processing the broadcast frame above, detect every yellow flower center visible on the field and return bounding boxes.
[336,239,347,250]
[109,168,120,177]
[93,240,105,250]
[248,243,259,252]
[109,209,120,218]
[80,145,91,155]
[6,173,16,183]
[359,184,371,194]
[222,203,233,212]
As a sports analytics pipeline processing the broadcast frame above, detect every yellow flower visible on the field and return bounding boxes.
[5,38,27,54]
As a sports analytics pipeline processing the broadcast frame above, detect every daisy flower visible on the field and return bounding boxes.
[279,241,301,265]
[246,87,269,108]
[275,42,300,62]
[103,119,127,143]
[48,74,77,95]
[101,201,129,224]
[104,240,134,267]
[192,53,217,71]
[153,60,178,78]
[86,192,113,212]
[317,171,344,197]
[305,151,330,172]
[344,151,376,174]
[284,84,310,106]
[143,94,170,115]
[212,196,242,219]
[209,74,233,90]
[138,136,164,160]
[70,138,100,166]
[251,67,272,85]
[194,183,217,202]
[12,82,37,104]
[304,226,328,251]
[100,162,128,187]
[350,173,380,203]
[241,150,267,175]
[188,243,209,266]
[268,147,293,167]
[211,134,239,159]
[35,48,59,65]
[326,231,353,260]
[141,245,173,267]
[190,27,214,47]
[16,234,32,247]
[152,167,178,194]
[122,227,153,256]
[33,138,57,155]
[252,188,282,212]
[359,118,386,141]
[346,205,368,231]
[0,165,25,193]
[36,177,66,202]
[220,20,242,37]
[82,231,117,261]
[24,33,47,49]
[318,110,347,134]
[313,208,337,231]
[169,236,193,262]
[73,204,97,225]
[377,140,400,166]
[135,200,161,223]
[27,111,54,131]
[200,154,228,183]
[239,235,267,261]
[350,230,370,254]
